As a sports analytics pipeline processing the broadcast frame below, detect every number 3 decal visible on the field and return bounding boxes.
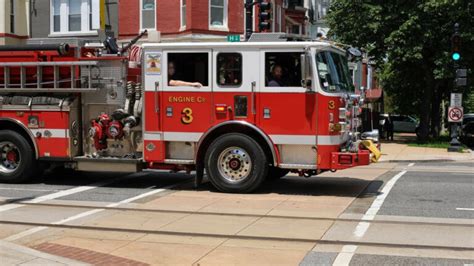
[328,100,336,110]
[182,107,193,124]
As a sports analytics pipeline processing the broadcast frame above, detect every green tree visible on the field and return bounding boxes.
[327,0,474,140]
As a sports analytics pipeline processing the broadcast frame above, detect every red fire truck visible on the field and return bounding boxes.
[0,35,380,193]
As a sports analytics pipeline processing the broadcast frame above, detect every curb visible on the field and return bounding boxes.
[0,240,88,265]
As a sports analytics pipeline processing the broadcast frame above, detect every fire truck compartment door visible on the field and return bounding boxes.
[257,49,318,168]
[212,49,259,124]
[160,50,213,161]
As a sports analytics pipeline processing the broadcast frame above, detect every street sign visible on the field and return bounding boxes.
[450,93,462,107]
[227,35,241,42]
[448,106,463,123]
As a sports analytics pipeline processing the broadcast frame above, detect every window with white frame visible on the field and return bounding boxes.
[181,0,186,28]
[69,0,81,31]
[10,0,15,33]
[51,0,99,35]
[141,0,156,30]
[210,0,227,28]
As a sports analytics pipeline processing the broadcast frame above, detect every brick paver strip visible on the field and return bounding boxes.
[34,242,149,266]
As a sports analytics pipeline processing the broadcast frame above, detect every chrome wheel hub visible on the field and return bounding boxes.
[0,141,21,174]
[217,147,252,183]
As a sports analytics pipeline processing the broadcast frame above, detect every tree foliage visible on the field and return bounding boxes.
[327,0,474,139]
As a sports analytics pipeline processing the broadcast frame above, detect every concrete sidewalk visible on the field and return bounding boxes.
[379,142,473,162]
[0,240,87,265]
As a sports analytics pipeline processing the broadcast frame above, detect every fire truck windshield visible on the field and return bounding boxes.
[315,51,354,93]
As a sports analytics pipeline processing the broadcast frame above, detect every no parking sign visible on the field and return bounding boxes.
[448,106,463,123]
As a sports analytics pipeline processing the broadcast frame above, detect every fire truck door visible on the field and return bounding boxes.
[212,49,259,125]
[160,50,213,162]
[256,50,318,168]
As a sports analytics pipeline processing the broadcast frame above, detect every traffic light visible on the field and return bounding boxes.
[451,24,461,61]
[455,69,467,87]
[259,1,272,31]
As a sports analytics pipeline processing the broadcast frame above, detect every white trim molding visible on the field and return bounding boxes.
[270,135,316,145]
[144,132,204,142]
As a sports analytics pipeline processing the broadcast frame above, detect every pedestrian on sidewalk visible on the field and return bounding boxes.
[384,114,394,141]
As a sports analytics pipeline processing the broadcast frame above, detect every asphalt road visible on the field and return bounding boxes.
[378,166,474,219]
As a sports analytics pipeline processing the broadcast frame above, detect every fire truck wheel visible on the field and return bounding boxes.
[267,167,290,180]
[0,130,37,183]
[205,134,268,193]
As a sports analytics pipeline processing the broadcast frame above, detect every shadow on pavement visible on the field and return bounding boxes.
[23,168,383,198]
[175,175,384,198]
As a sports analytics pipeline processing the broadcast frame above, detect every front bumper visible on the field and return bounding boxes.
[330,140,381,170]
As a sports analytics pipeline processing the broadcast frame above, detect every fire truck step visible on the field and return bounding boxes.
[74,156,143,173]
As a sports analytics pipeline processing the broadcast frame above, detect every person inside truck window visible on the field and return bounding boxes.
[168,61,203,87]
[265,52,303,87]
[268,65,284,87]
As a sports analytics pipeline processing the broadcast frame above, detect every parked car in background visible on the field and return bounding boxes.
[461,113,474,147]
[380,114,420,135]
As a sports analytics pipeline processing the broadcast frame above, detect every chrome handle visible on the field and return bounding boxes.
[154,81,160,113]
[251,81,256,115]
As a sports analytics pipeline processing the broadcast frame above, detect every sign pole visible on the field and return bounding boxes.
[447,23,464,152]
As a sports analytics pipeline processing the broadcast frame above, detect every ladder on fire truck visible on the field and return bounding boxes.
[0,61,99,92]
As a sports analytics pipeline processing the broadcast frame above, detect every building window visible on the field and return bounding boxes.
[51,0,97,35]
[10,0,15,33]
[181,0,186,28]
[68,0,82,31]
[52,0,61,32]
[210,0,227,28]
[141,0,156,30]
[89,0,93,30]
[217,53,242,87]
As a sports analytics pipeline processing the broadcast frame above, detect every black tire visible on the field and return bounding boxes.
[267,166,290,180]
[0,130,37,183]
[205,133,268,193]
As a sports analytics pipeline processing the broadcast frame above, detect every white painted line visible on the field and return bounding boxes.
[332,245,358,266]
[332,164,414,266]
[0,187,57,192]
[0,204,24,213]
[3,181,184,241]
[26,178,125,204]
[0,176,128,215]
[4,227,49,242]
[456,208,474,211]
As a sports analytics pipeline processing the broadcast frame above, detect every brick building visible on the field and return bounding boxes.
[118,0,310,42]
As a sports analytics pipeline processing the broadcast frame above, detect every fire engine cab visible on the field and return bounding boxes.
[0,35,380,193]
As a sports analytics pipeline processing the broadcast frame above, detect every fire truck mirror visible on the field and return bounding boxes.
[300,54,313,91]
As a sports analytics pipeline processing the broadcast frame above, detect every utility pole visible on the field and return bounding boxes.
[245,0,254,41]
[447,23,467,152]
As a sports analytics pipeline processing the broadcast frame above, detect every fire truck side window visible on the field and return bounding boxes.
[167,53,209,87]
[217,53,242,87]
[265,52,303,87]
